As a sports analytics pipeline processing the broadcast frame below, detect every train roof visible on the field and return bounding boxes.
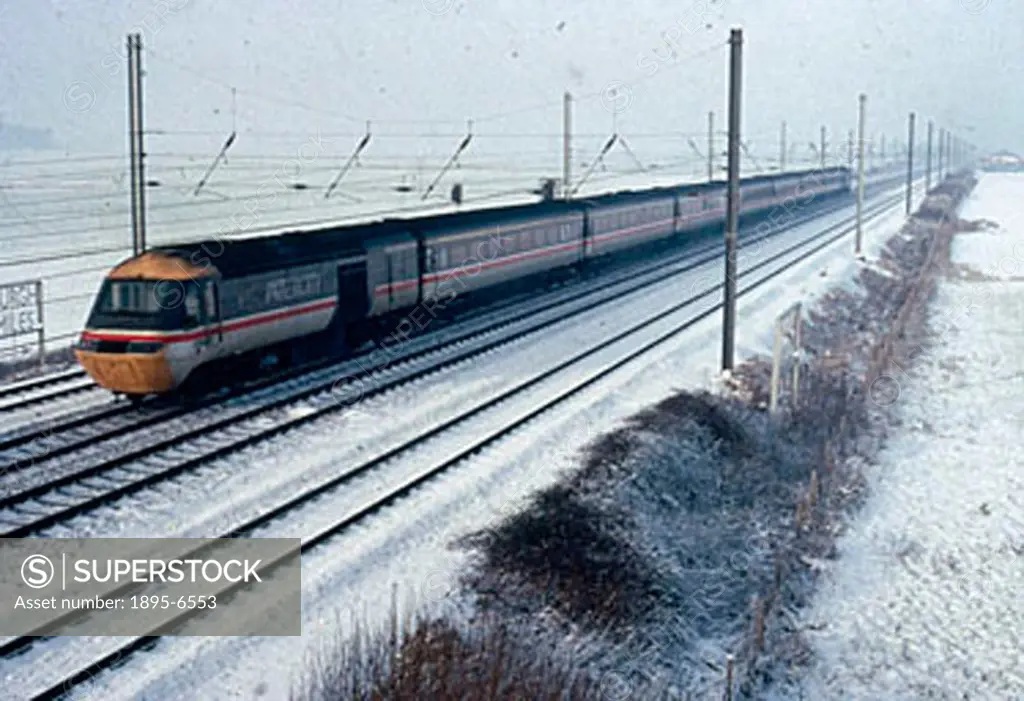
[147,221,384,279]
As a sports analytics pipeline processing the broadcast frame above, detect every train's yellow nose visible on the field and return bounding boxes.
[74,348,176,395]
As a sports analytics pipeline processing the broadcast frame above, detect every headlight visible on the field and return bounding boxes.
[76,336,100,351]
[125,341,164,354]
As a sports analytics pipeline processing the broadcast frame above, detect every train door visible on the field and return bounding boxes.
[421,240,439,303]
[385,254,394,308]
[184,280,220,358]
[364,233,419,316]
[205,280,223,355]
[337,259,368,322]
[384,239,419,311]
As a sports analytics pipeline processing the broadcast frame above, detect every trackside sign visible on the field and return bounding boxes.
[0,280,42,340]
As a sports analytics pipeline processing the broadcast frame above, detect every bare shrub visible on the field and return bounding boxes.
[293,610,634,701]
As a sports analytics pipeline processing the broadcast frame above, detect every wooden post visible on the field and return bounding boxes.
[134,34,147,254]
[721,28,743,372]
[708,110,715,182]
[563,91,572,199]
[820,125,826,169]
[906,112,916,215]
[780,120,786,172]
[769,320,782,413]
[127,34,139,257]
[752,595,765,653]
[926,120,933,191]
[791,304,802,404]
[855,94,866,254]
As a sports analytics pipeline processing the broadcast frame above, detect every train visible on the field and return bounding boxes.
[74,166,857,400]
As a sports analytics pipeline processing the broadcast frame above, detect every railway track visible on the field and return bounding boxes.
[0,368,86,401]
[0,370,95,416]
[0,187,877,473]
[2,188,914,699]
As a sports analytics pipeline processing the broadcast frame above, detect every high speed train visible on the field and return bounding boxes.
[75,167,856,400]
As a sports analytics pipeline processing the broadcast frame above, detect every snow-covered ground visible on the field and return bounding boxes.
[793,172,1024,700]
[17,178,930,700]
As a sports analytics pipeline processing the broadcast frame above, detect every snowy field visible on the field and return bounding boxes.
[26,178,930,700]
[793,172,1024,700]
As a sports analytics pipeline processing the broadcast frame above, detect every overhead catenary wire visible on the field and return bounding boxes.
[0,37,773,274]
[146,48,366,124]
[0,149,755,233]
[0,155,718,266]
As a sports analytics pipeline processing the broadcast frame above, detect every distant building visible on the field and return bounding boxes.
[980,150,1024,172]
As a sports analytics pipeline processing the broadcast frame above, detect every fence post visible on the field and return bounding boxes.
[791,303,802,404]
[725,654,734,700]
[752,595,765,653]
[769,320,782,413]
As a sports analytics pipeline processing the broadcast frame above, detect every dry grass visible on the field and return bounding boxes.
[293,609,644,701]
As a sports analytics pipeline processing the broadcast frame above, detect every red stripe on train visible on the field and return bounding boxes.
[371,196,774,297]
[81,298,338,345]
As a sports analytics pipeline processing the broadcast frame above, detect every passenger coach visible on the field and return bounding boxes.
[75,166,853,400]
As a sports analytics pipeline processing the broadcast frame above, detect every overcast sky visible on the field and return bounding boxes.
[0,0,1019,162]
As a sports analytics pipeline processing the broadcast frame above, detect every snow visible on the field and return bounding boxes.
[733,178,927,358]
[947,173,1024,278]
[4,177,931,701]
[792,172,1024,700]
